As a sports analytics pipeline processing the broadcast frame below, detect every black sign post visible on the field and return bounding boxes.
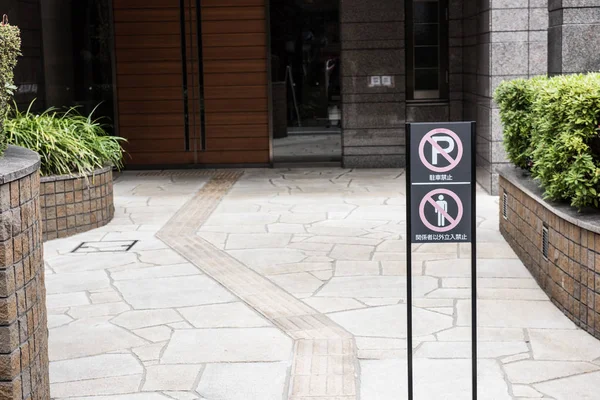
[406,122,477,400]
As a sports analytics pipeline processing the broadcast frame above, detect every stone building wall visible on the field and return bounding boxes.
[0,146,50,399]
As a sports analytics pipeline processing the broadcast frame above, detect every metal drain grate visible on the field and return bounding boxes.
[542,225,549,260]
[502,192,508,219]
[72,240,138,253]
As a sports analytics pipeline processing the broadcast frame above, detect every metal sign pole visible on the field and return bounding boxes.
[405,124,414,400]
[470,122,477,400]
[405,121,477,400]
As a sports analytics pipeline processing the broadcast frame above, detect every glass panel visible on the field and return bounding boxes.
[415,24,439,46]
[415,69,439,91]
[41,0,115,133]
[414,1,439,23]
[415,47,439,68]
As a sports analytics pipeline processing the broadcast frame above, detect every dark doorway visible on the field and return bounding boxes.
[269,0,342,164]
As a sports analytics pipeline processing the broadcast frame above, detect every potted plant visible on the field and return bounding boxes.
[4,100,126,240]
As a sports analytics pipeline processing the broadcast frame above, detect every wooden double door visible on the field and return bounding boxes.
[112,0,270,167]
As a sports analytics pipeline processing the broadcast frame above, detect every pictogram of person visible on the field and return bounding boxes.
[435,195,448,227]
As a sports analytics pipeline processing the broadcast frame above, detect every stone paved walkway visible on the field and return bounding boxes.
[43,169,600,400]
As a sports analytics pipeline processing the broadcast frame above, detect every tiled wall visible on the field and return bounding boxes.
[0,160,50,398]
[40,167,114,241]
[500,176,600,340]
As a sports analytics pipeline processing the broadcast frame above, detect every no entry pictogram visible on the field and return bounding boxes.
[418,128,464,173]
[419,188,463,233]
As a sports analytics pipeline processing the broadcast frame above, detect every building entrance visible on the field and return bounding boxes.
[269,0,342,164]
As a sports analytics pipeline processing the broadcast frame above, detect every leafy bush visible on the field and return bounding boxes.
[495,73,600,209]
[4,102,126,176]
[494,76,547,169]
[0,16,21,155]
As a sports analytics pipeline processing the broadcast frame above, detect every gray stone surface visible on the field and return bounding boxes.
[44,169,600,399]
[0,145,41,184]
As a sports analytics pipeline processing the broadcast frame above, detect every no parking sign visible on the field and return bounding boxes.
[405,121,477,400]
[408,122,474,243]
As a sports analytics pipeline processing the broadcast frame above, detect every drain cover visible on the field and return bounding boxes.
[72,240,138,253]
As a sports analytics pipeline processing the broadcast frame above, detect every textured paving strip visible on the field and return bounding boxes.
[156,170,358,399]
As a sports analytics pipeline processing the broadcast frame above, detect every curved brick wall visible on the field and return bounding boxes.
[500,168,600,340]
[0,146,50,399]
[40,166,114,241]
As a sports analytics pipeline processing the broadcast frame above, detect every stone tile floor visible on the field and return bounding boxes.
[43,169,600,400]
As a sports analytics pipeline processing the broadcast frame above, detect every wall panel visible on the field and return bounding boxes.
[112,0,269,166]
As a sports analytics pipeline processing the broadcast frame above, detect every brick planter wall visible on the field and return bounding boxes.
[0,146,50,399]
[40,166,114,241]
[499,168,600,340]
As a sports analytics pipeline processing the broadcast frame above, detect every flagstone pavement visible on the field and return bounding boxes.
[43,169,600,400]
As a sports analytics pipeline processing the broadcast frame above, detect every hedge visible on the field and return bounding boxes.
[0,16,21,156]
[495,73,600,209]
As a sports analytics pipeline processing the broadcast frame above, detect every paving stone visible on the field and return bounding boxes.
[268,272,324,294]
[49,319,146,360]
[436,327,526,342]
[112,309,182,330]
[329,305,452,338]
[317,276,438,298]
[501,353,530,364]
[226,233,292,250]
[478,288,548,300]
[133,326,173,342]
[303,297,366,313]
[504,360,599,384]
[47,292,90,308]
[137,249,189,265]
[358,298,401,306]
[335,261,380,276]
[178,302,270,328]
[110,263,200,281]
[197,362,288,400]
[533,370,600,399]
[227,248,306,269]
[143,365,202,391]
[306,236,382,246]
[267,223,307,233]
[457,300,577,329]
[132,342,166,361]
[528,329,600,361]
[115,275,236,309]
[48,314,72,329]
[60,394,170,400]
[50,354,142,383]
[512,384,543,397]
[427,259,533,278]
[68,302,131,319]
[311,270,333,280]
[288,242,335,252]
[329,244,374,260]
[90,291,123,304]
[416,341,528,358]
[279,213,327,224]
[45,253,139,273]
[46,271,111,294]
[161,328,292,363]
[51,375,143,398]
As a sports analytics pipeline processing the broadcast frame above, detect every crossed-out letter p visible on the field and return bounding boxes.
[432,135,455,165]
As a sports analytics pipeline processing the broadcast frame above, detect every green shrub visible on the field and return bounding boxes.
[495,73,600,209]
[530,73,600,209]
[0,16,21,155]
[494,76,547,169]
[4,101,126,176]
